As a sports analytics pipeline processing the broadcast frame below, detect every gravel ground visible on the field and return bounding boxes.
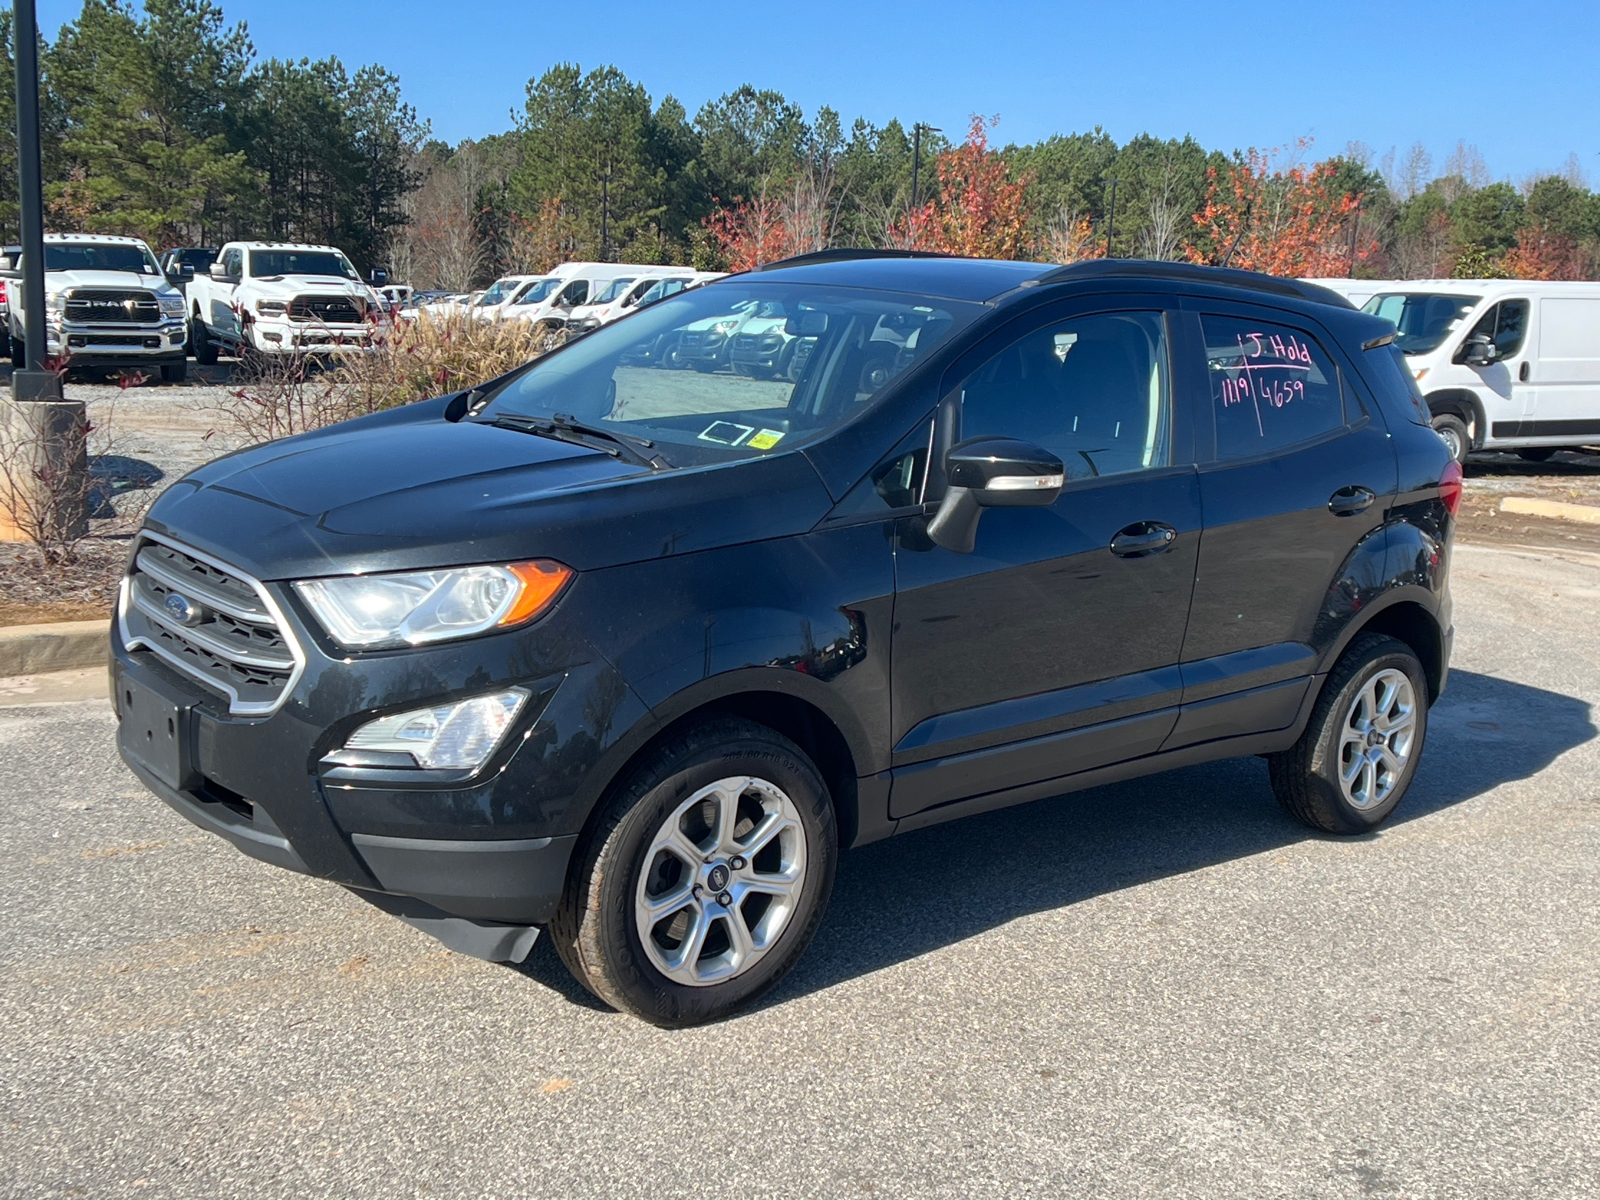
[0,543,1597,1198]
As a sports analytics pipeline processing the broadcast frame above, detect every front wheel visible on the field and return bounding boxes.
[1431,412,1469,465]
[8,331,23,368]
[1268,633,1429,834]
[190,315,218,365]
[1517,447,1557,463]
[549,718,837,1027]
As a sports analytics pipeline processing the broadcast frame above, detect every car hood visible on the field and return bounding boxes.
[248,275,371,300]
[142,397,835,581]
[47,269,180,298]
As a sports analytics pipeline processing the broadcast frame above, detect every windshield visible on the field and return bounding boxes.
[43,242,162,275]
[479,282,979,467]
[510,278,559,306]
[592,277,638,305]
[249,250,358,280]
[1363,292,1481,355]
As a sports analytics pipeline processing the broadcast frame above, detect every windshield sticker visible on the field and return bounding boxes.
[746,429,785,451]
[698,421,755,446]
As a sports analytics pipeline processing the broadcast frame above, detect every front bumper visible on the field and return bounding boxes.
[252,318,373,351]
[52,318,187,363]
[109,560,647,930]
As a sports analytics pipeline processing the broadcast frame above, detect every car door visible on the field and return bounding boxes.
[889,299,1202,818]
[211,247,244,335]
[1172,303,1398,747]
[1460,298,1532,438]
[1527,295,1600,440]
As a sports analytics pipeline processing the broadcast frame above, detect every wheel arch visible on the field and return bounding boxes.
[1326,594,1446,704]
[1424,388,1488,450]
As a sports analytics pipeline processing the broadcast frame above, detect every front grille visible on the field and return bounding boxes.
[121,536,301,715]
[68,334,163,348]
[64,289,161,324]
[287,295,364,324]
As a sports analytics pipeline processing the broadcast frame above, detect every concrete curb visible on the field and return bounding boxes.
[0,619,110,675]
[1500,496,1600,525]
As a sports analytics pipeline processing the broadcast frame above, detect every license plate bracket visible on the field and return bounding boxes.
[116,667,197,792]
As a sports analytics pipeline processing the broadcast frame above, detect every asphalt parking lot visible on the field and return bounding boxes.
[3,543,1599,1197]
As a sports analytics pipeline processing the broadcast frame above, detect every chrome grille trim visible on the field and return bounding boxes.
[133,547,270,623]
[118,531,306,716]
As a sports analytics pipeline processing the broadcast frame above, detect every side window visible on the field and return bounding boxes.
[1460,300,1530,361]
[223,248,242,278]
[560,280,588,307]
[1366,343,1431,426]
[1202,315,1345,458]
[957,311,1172,483]
[830,419,935,519]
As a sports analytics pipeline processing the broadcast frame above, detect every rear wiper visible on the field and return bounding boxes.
[484,411,669,469]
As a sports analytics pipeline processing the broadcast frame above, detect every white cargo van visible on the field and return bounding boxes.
[505,262,676,331]
[1302,277,1396,309]
[564,269,725,334]
[1354,280,1600,462]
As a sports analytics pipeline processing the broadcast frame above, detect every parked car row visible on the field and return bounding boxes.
[1307,277,1600,463]
[458,262,724,333]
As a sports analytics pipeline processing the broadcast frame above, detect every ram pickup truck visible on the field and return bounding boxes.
[186,241,380,363]
[3,233,189,380]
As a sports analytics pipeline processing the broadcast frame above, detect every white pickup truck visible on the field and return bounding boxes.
[186,241,380,362]
[3,233,189,380]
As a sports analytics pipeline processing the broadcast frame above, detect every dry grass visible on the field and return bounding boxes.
[208,311,562,448]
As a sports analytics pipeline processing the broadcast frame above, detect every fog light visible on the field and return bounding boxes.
[344,688,528,770]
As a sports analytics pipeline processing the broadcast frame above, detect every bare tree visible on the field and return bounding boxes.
[1041,204,1096,263]
[1137,157,1184,261]
[1436,141,1490,201]
[395,143,492,290]
[1396,142,1433,201]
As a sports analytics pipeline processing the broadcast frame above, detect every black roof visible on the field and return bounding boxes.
[744,249,1355,308]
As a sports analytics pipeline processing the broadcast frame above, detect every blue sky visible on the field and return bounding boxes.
[36,0,1600,184]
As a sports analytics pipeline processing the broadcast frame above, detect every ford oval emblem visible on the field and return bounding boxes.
[163,591,199,626]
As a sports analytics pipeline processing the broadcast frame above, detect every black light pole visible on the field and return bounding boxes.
[1104,178,1126,259]
[910,124,940,211]
[12,0,55,398]
[1347,196,1363,276]
[599,165,611,262]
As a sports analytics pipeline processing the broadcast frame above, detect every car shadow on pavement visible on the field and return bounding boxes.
[765,668,1594,1007]
[506,669,1592,1015]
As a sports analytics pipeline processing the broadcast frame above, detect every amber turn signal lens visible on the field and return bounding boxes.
[499,560,574,626]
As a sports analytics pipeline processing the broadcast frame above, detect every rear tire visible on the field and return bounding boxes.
[1431,413,1470,465]
[549,717,837,1027]
[9,331,23,368]
[190,314,218,365]
[1268,633,1429,834]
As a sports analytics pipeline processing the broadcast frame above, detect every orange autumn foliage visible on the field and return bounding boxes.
[889,115,1035,259]
[1189,141,1372,277]
[1501,221,1583,280]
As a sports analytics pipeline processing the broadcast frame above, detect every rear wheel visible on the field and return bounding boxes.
[549,717,837,1027]
[1431,413,1470,465]
[9,332,23,368]
[190,314,218,365]
[1268,633,1429,834]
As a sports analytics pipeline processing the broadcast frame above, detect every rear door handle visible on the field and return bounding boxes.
[1109,521,1178,558]
[1328,485,1376,517]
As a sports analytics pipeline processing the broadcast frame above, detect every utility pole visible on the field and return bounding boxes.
[6,0,86,544]
[1104,178,1126,258]
[910,124,941,212]
[1347,196,1363,276]
[599,164,611,262]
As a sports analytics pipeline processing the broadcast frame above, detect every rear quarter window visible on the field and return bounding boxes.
[1366,342,1432,426]
[1201,315,1346,458]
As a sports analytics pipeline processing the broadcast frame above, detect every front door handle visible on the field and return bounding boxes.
[1328,485,1376,517]
[1519,361,1530,382]
[1109,521,1178,558]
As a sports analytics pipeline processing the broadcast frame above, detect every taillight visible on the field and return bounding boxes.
[1439,459,1463,516]
[0,280,7,302]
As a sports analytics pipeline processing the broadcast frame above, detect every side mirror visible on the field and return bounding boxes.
[369,268,388,286]
[180,263,195,280]
[926,437,1065,553]
[1463,335,1496,366]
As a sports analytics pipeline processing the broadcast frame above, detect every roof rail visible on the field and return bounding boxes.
[1037,258,1355,307]
[751,247,953,271]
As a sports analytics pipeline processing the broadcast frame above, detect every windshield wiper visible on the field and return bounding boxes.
[484,411,670,469]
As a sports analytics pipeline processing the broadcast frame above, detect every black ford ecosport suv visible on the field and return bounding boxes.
[112,253,1458,1026]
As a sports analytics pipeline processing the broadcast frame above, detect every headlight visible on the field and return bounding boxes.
[158,294,185,317]
[711,320,738,335]
[256,299,286,315]
[294,560,572,649]
[344,688,529,770]
[44,290,64,314]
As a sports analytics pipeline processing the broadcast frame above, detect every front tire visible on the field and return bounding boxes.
[1517,447,1557,462]
[549,718,837,1027]
[160,358,187,383]
[190,314,218,365]
[1431,413,1470,465]
[1268,633,1429,834]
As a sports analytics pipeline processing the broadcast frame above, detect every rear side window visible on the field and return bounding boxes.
[1201,315,1345,458]
[1367,342,1431,426]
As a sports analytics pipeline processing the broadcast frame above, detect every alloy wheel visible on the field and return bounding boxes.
[1338,668,1417,810]
[634,775,807,987]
